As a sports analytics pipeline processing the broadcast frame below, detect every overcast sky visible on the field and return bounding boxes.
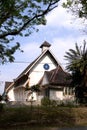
[0,0,87,94]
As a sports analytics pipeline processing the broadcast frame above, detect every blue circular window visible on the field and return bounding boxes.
[43,63,50,70]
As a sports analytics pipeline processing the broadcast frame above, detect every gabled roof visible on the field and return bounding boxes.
[5,45,60,92]
[4,81,13,93]
[4,82,12,91]
[15,49,59,81]
[39,66,71,86]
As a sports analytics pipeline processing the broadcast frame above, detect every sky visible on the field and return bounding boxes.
[0,0,87,94]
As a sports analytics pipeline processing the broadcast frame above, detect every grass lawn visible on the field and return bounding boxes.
[0,105,87,129]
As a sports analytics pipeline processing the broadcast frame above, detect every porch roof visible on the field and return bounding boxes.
[39,66,71,87]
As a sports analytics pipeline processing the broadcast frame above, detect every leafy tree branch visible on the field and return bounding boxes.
[0,0,59,63]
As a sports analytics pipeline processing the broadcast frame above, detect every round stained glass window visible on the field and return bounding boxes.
[43,63,50,70]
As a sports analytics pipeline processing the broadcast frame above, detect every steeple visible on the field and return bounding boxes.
[40,41,51,53]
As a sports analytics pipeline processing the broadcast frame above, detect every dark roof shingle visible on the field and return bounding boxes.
[40,41,51,48]
[4,82,13,92]
[45,66,71,86]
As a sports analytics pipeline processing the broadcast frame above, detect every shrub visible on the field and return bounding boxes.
[58,99,77,107]
[41,97,50,106]
[50,100,57,106]
[0,103,4,111]
[0,95,2,101]
[41,97,58,107]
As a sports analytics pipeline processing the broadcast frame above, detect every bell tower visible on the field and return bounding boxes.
[40,41,51,53]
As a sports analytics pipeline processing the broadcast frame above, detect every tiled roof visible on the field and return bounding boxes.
[15,49,59,81]
[5,46,59,92]
[14,75,28,87]
[40,41,51,48]
[4,82,13,92]
[44,66,71,86]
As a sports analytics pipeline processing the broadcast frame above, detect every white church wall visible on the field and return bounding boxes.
[6,42,62,103]
[49,89,63,100]
[8,88,15,101]
[41,74,48,86]
[29,55,57,86]
[14,87,26,101]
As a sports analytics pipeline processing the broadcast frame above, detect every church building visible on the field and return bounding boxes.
[4,41,74,104]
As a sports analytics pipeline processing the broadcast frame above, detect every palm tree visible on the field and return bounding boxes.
[65,40,87,103]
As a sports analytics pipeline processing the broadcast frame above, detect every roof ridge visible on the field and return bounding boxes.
[15,49,48,81]
[50,66,60,82]
[15,49,59,82]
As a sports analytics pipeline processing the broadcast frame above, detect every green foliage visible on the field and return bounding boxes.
[63,0,87,19]
[41,97,58,107]
[60,100,76,107]
[25,84,40,92]
[62,0,72,8]
[4,94,9,102]
[0,95,2,101]
[65,40,87,103]
[0,42,21,64]
[0,0,59,64]
[50,100,57,106]
[30,84,40,92]
[0,106,87,128]
[0,103,4,111]
[41,97,50,106]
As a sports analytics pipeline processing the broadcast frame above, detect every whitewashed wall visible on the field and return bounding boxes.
[8,88,15,101]
[7,52,58,102]
[49,90,63,100]
[29,55,57,86]
[13,87,25,101]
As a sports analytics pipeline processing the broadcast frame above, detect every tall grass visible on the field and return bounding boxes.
[0,105,87,128]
